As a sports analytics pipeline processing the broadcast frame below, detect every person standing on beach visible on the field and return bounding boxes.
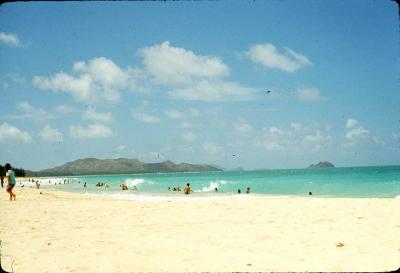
[5,163,16,201]
[0,166,4,188]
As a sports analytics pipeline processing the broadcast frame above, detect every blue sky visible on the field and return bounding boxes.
[0,1,399,171]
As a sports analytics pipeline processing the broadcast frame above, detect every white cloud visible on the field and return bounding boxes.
[54,104,79,114]
[203,142,222,155]
[257,124,332,153]
[17,101,34,112]
[168,79,257,101]
[0,123,32,144]
[268,126,285,135]
[115,145,126,152]
[0,32,21,47]
[1,73,26,90]
[234,122,253,135]
[189,108,201,117]
[83,107,113,123]
[166,108,202,120]
[182,131,197,142]
[291,122,303,131]
[246,43,312,72]
[165,109,183,119]
[132,111,160,123]
[140,41,229,86]
[303,130,332,152]
[12,101,53,121]
[346,119,358,129]
[139,41,257,102]
[33,57,136,104]
[258,126,290,151]
[345,118,369,141]
[39,125,63,143]
[70,124,113,139]
[294,87,327,102]
[180,122,195,129]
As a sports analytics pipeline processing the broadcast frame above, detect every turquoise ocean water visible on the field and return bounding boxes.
[25,165,400,199]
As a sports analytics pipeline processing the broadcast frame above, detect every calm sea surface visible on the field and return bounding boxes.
[23,165,400,199]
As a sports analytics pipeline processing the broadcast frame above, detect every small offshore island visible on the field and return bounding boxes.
[307,161,335,168]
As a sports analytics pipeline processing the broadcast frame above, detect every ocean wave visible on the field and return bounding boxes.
[123,178,151,187]
[196,180,228,192]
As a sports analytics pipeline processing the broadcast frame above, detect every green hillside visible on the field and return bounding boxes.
[27,158,222,176]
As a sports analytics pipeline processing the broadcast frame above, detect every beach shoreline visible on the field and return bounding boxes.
[1,188,399,272]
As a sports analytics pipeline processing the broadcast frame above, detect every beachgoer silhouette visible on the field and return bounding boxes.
[184,183,191,194]
[5,163,16,201]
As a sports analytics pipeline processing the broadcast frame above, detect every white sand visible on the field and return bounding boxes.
[1,188,399,272]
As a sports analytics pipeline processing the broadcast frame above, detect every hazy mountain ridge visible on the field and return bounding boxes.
[26,158,222,176]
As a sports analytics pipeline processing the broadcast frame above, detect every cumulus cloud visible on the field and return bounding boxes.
[166,108,201,120]
[189,108,201,117]
[70,124,113,139]
[246,43,312,72]
[303,130,332,152]
[33,57,137,104]
[33,42,257,103]
[291,122,303,131]
[180,122,195,129]
[165,109,183,119]
[5,101,54,121]
[140,41,229,86]
[0,123,32,144]
[132,111,160,123]
[140,41,256,102]
[53,104,79,114]
[0,32,21,47]
[294,87,327,102]
[39,125,63,142]
[346,118,369,141]
[234,122,253,135]
[168,79,257,101]
[83,107,113,123]
[203,142,222,155]
[17,101,34,112]
[257,124,332,153]
[182,131,197,142]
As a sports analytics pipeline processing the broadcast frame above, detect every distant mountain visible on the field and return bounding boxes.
[307,161,335,168]
[27,158,222,176]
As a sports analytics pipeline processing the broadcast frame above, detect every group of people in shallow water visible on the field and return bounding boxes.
[167,183,251,195]
[167,183,191,194]
[120,184,137,191]
[95,182,109,188]
[238,187,251,194]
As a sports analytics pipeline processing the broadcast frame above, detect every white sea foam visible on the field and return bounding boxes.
[196,180,228,192]
[124,178,147,187]
[16,177,74,187]
[395,195,400,199]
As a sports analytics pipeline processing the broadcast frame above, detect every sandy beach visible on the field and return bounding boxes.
[0,188,399,272]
